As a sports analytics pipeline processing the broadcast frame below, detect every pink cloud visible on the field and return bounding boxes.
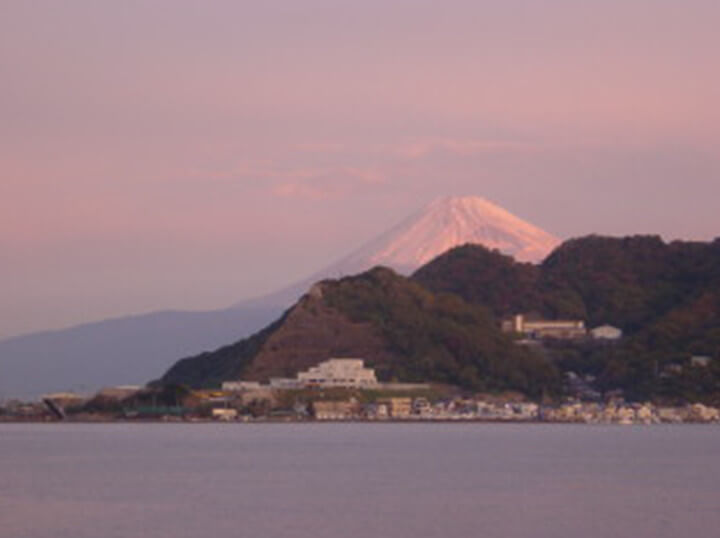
[271,166,385,200]
[294,142,346,153]
[393,138,535,159]
[272,181,331,200]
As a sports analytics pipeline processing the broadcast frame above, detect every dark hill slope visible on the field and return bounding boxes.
[162,268,559,396]
[413,236,720,402]
[537,235,712,330]
[413,236,720,333]
[411,244,541,318]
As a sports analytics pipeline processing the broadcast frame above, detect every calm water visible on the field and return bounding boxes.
[1,423,719,538]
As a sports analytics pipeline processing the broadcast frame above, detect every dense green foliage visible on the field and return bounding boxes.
[161,267,560,397]
[412,244,542,317]
[413,237,720,403]
[161,235,720,403]
[323,267,559,397]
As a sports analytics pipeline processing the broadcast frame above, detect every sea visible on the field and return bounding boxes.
[1,423,718,538]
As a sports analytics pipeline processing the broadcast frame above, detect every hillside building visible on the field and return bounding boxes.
[222,358,376,392]
[590,325,623,340]
[221,381,263,391]
[222,358,380,392]
[502,314,587,340]
[691,355,712,368]
[269,378,302,389]
[297,358,378,388]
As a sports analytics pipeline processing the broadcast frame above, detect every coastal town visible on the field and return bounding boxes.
[2,357,718,425]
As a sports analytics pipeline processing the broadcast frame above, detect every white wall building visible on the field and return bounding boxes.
[297,358,378,388]
[503,314,587,339]
[222,381,263,391]
[590,325,623,340]
[690,355,712,368]
[269,378,302,389]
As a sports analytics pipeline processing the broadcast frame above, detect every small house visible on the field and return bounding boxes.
[590,325,623,340]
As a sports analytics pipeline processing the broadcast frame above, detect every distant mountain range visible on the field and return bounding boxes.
[163,236,720,404]
[0,196,559,398]
[0,306,281,400]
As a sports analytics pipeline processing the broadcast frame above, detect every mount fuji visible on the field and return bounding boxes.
[330,195,558,273]
[0,196,560,398]
[243,195,559,308]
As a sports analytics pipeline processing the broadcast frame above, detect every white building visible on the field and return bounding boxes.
[269,378,302,389]
[503,314,586,339]
[297,358,378,388]
[212,408,238,421]
[222,381,262,391]
[690,355,712,368]
[590,325,623,340]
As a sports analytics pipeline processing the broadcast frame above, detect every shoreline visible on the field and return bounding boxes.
[2,417,717,426]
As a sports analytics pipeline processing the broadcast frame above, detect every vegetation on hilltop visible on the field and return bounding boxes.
[161,267,561,397]
[161,235,720,403]
[322,267,559,396]
[411,244,542,317]
[413,236,720,403]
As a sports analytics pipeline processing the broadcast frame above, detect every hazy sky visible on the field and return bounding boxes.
[1,1,719,339]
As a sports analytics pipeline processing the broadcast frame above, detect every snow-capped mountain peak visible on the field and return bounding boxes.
[332,195,560,275]
[241,195,560,308]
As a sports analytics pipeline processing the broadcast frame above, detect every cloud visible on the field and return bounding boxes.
[272,181,329,199]
[294,142,346,153]
[393,138,534,159]
[144,137,533,201]
[271,166,385,200]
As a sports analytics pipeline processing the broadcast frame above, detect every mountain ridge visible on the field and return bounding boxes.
[0,195,559,398]
[162,266,560,396]
[236,195,560,308]
[414,236,720,403]
[162,235,720,404]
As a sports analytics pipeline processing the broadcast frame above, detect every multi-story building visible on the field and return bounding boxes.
[502,314,587,340]
[221,381,263,391]
[297,358,378,388]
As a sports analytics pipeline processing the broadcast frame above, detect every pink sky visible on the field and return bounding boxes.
[1,1,719,338]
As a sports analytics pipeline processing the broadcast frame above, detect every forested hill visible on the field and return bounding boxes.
[161,235,720,403]
[413,235,720,334]
[161,267,559,397]
[413,236,720,402]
